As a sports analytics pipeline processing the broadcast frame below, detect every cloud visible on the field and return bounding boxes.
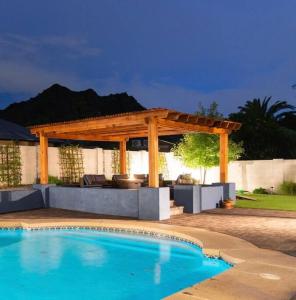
[0,33,101,96]
[0,33,101,60]
[0,60,92,94]
[41,36,101,57]
[95,73,296,115]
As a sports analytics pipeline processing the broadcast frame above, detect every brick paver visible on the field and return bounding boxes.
[162,209,296,257]
[208,207,296,218]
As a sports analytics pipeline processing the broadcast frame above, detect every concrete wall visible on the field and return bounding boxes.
[227,159,296,192]
[138,187,170,220]
[174,184,230,213]
[200,185,223,210]
[20,146,37,185]
[0,189,44,213]
[48,186,170,220]
[0,185,170,220]
[174,185,201,213]
[49,186,139,218]
[19,145,295,192]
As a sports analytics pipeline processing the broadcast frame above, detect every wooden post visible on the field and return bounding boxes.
[119,139,127,175]
[219,133,228,183]
[39,132,48,184]
[148,117,159,187]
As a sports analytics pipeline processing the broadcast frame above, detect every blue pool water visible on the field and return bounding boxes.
[0,229,231,299]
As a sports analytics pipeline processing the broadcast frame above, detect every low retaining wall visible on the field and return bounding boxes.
[174,183,235,213]
[49,187,139,218]
[138,187,170,220]
[0,189,45,213]
[35,185,170,220]
[0,185,170,220]
[0,184,234,220]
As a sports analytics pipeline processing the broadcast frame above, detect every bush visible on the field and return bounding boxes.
[278,181,296,195]
[253,187,268,194]
[237,189,249,195]
[0,143,22,187]
[48,175,63,185]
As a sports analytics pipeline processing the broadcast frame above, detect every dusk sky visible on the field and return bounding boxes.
[0,0,296,115]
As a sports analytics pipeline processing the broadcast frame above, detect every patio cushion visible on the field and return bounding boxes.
[112,174,129,182]
[83,174,107,186]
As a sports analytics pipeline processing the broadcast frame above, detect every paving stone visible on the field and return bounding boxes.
[162,209,296,257]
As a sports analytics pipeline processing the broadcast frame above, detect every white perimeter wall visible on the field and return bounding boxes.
[20,145,296,192]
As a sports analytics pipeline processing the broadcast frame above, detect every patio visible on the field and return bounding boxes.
[163,208,296,257]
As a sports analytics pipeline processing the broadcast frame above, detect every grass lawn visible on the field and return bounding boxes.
[235,194,296,211]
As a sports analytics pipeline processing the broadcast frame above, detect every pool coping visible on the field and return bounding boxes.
[0,219,295,300]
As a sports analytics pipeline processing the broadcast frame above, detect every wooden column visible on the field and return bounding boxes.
[219,133,228,183]
[39,132,48,184]
[148,117,159,187]
[119,139,127,175]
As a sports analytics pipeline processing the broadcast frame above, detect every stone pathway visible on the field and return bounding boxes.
[162,208,296,257]
[0,208,131,220]
[208,207,296,219]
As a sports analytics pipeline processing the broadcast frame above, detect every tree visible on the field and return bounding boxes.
[229,97,296,159]
[232,97,295,122]
[173,102,243,183]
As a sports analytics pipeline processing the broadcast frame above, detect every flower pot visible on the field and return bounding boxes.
[223,200,234,209]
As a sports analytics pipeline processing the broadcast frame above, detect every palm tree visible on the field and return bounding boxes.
[229,97,296,159]
[237,97,295,122]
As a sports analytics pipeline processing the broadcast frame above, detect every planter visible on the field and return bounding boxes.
[223,199,234,209]
[174,184,224,213]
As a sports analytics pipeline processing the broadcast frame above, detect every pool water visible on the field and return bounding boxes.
[0,229,231,299]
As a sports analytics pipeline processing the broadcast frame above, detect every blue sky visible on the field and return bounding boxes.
[0,0,295,115]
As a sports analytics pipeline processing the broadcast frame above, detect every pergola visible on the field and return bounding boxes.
[30,108,241,187]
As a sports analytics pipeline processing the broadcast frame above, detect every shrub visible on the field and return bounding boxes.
[278,181,296,195]
[0,143,22,187]
[237,189,247,195]
[59,145,84,184]
[48,175,63,185]
[253,187,268,194]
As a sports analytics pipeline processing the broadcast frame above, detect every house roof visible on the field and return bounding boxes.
[30,108,241,141]
[0,118,36,141]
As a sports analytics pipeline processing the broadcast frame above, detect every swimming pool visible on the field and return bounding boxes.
[0,228,231,299]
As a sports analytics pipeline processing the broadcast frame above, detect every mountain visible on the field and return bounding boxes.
[0,84,146,126]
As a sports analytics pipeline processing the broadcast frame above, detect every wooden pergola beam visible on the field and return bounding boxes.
[45,133,124,142]
[39,132,48,184]
[219,133,228,183]
[157,119,230,134]
[58,125,147,136]
[119,139,127,175]
[30,109,170,135]
[148,117,159,188]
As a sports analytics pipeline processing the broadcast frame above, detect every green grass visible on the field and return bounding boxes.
[235,194,296,211]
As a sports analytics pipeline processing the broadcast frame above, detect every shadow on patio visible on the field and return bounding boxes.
[0,208,133,220]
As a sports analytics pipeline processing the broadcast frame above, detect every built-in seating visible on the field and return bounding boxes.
[176,174,199,185]
[112,174,142,189]
[81,173,169,189]
[133,174,148,186]
[133,174,165,187]
[81,174,112,188]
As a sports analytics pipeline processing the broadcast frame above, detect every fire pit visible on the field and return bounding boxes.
[116,179,143,189]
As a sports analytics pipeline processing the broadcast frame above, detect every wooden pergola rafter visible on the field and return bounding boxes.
[30,108,241,187]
